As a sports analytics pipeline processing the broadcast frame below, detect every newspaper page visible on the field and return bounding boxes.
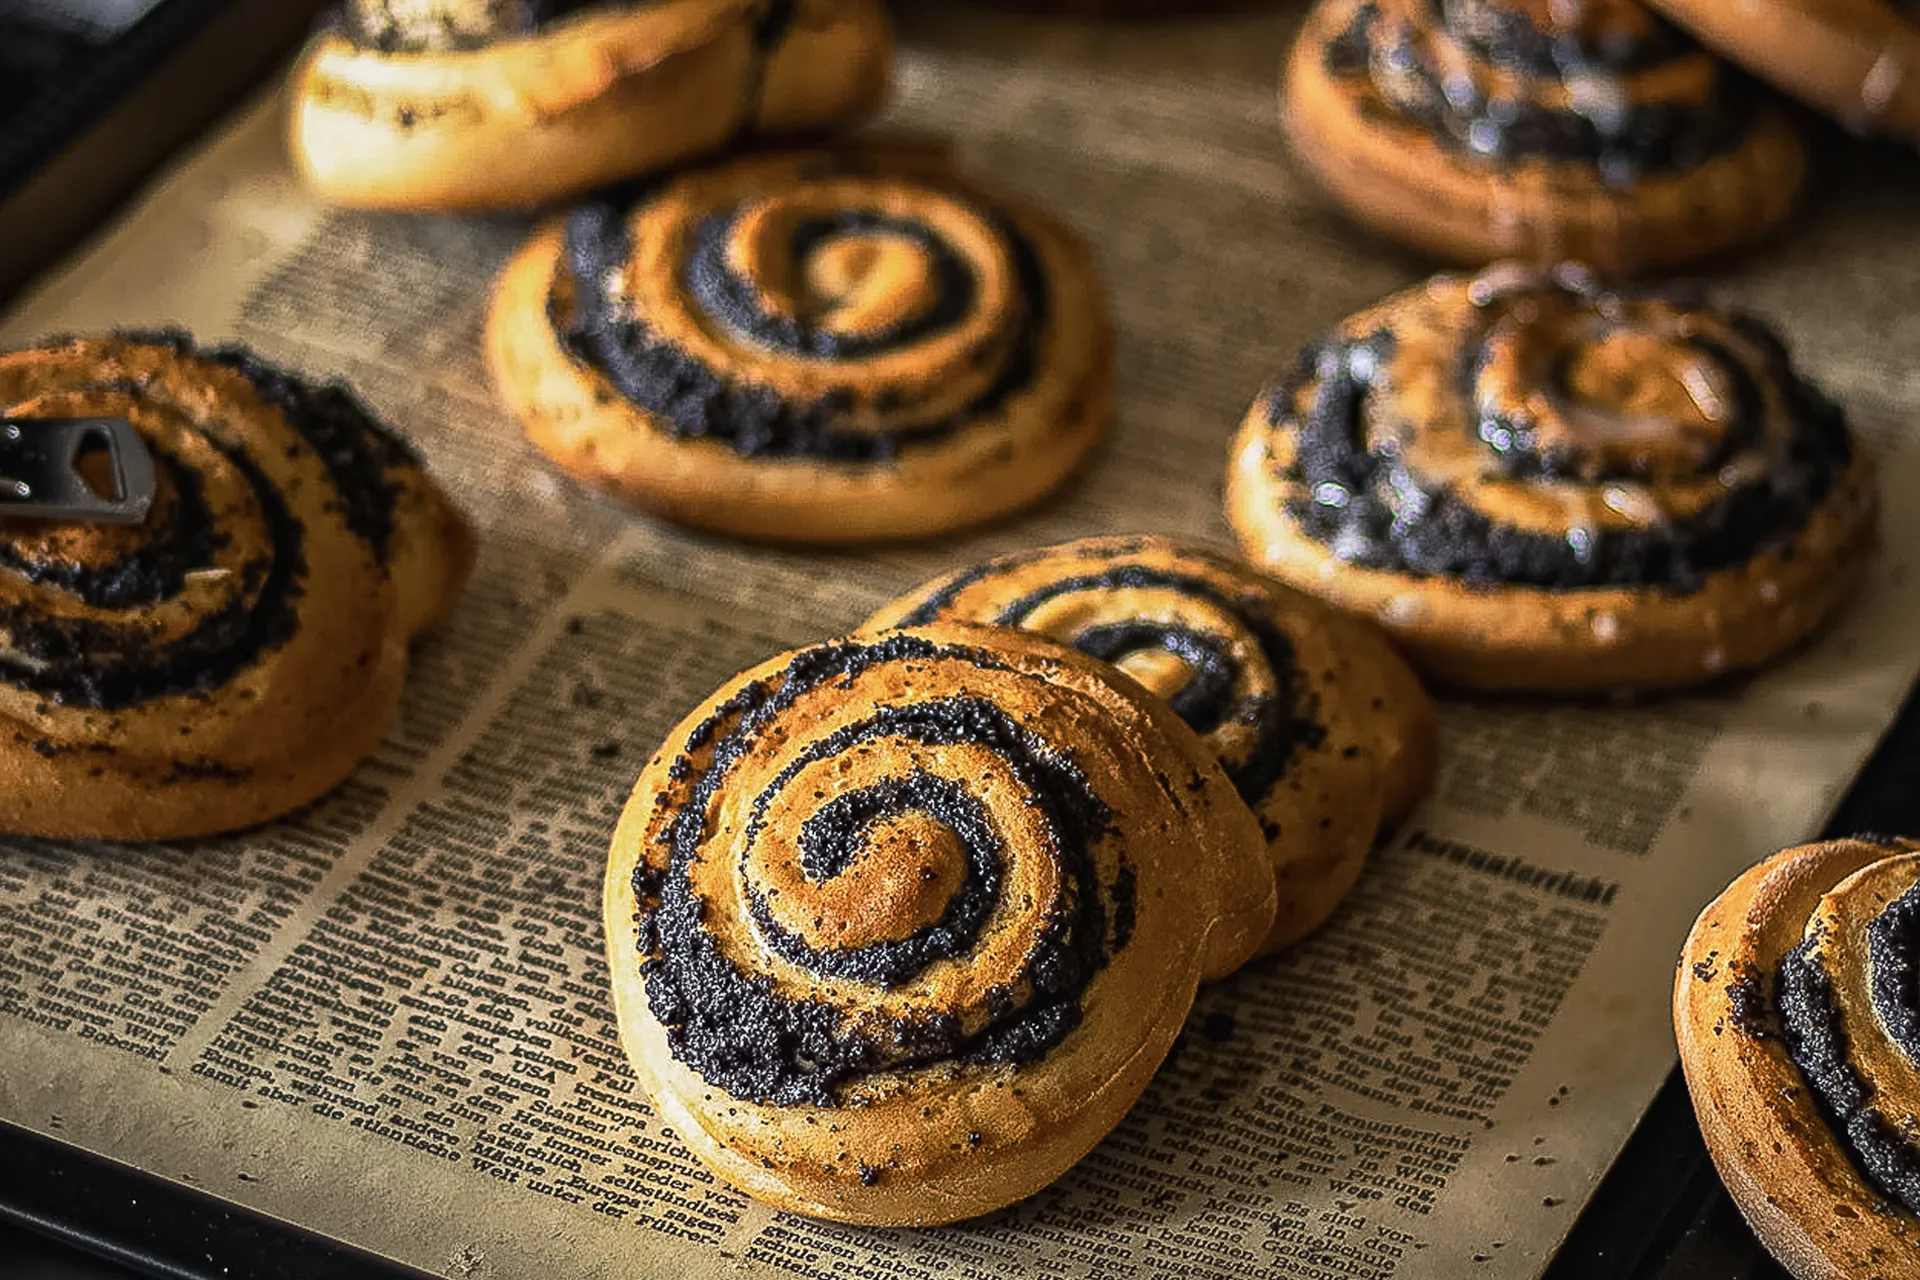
[3,6,1920,1277]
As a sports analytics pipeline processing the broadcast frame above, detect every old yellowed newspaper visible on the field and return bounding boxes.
[4,7,1920,1277]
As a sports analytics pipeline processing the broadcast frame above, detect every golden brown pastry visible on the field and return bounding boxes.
[290,0,892,210]
[0,331,472,840]
[863,536,1437,958]
[1643,0,1920,143]
[1227,263,1877,695]
[1282,0,1809,275]
[1676,836,1920,1280]
[603,624,1274,1225]
[486,147,1113,543]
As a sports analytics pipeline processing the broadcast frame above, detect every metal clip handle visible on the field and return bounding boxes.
[0,418,157,525]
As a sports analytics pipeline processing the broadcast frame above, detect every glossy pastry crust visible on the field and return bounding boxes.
[1676,837,1920,1280]
[1642,0,1920,142]
[290,0,893,210]
[1282,0,1809,275]
[0,332,471,840]
[863,536,1437,959]
[603,624,1274,1224]
[486,148,1114,543]
[1227,264,1878,694]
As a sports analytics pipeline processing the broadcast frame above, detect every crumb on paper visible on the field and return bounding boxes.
[448,1243,487,1276]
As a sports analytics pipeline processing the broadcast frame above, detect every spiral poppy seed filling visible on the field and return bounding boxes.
[1072,624,1236,732]
[1778,894,1920,1216]
[897,559,1326,819]
[123,328,413,560]
[687,211,977,359]
[0,445,302,711]
[0,455,219,609]
[1324,0,1760,187]
[195,346,412,561]
[0,332,414,711]
[745,768,1004,986]
[1870,887,1920,1059]
[557,179,1050,462]
[633,635,1130,1108]
[1467,331,1765,483]
[1272,273,1854,593]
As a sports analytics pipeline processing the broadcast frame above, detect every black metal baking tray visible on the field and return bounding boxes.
[0,0,327,303]
[0,1122,434,1278]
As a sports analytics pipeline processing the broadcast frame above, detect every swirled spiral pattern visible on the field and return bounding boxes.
[865,537,1437,957]
[1283,0,1808,272]
[1677,838,1920,1278]
[603,626,1272,1224]
[1228,264,1877,692]
[0,332,471,839]
[487,149,1112,542]
[1327,0,1751,182]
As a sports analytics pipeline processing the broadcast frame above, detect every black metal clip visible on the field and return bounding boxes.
[0,417,157,524]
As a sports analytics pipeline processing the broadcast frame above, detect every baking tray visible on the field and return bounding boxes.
[0,0,327,303]
[1,2,1913,1273]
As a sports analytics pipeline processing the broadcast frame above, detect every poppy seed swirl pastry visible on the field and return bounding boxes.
[863,537,1438,959]
[1282,0,1809,275]
[602,625,1275,1224]
[0,332,472,840]
[1676,837,1920,1280]
[1226,264,1878,694]
[290,0,892,210]
[486,149,1113,543]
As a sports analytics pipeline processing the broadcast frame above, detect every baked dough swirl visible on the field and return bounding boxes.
[864,537,1438,958]
[1282,0,1809,274]
[487,149,1113,542]
[1227,264,1877,693]
[291,0,892,210]
[603,625,1273,1224]
[1677,837,1920,1280]
[0,332,472,840]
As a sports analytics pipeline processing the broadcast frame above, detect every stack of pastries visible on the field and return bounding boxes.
[1270,11,1915,1269]
[288,2,1122,541]
[277,0,1895,1234]
[602,538,1440,1223]
[595,242,1884,1226]
[0,0,1880,1257]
